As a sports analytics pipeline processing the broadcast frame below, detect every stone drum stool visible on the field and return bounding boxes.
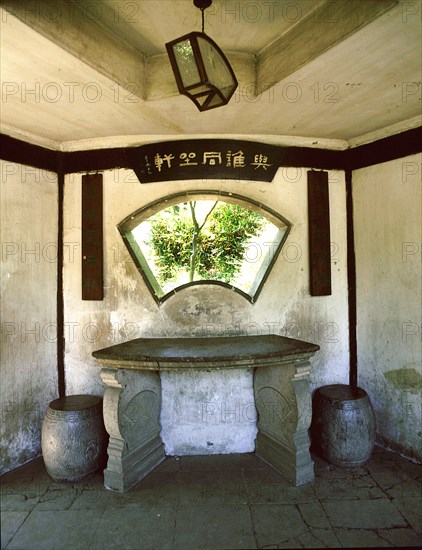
[42,395,108,482]
[311,384,376,467]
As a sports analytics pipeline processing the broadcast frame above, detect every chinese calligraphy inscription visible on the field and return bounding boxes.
[128,140,280,183]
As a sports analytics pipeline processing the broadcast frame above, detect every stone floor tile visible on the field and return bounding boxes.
[241,466,291,505]
[313,458,370,482]
[128,470,183,507]
[322,499,407,529]
[288,529,340,548]
[249,504,308,547]
[174,504,256,549]
[90,506,176,550]
[377,527,422,547]
[241,462,290,483]
[312,457,389,501]
[99,491,147,511]
[1,479,47,511]
[0,511,29,549]
[391,497,422,533]
[370,446,420,475]
[156,456,182,473]
[367,466,419,494]
[280,483,319,504]
[365,448,422,488]
[237,453,271,470]
[69,486,125,510]
[269,528,339,548]
[383,477,422,499]
[179,452,254,473]
[60,474,119,510]
[334,527,392,547]
[244,478,288,505]
[6,510,103,550]
[398,459,422,478]
[313,475,387,501]
[33,484,84,511]
[177,469,246,506]
[242,467,317,504]
[297,501,332,529]
[307,528,341,547]
[179,452,267,472]
[92,471,183,510]
[1,449,420,549]
[269,540,303,548]
[70,470,105,489]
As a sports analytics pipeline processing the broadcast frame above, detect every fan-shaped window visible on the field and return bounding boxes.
[118,191,291,304]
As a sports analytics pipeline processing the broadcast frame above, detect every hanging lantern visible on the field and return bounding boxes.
[165,0,238,112]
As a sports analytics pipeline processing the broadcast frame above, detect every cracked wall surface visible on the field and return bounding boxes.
[1,161,59,473]
[354,153,422,462]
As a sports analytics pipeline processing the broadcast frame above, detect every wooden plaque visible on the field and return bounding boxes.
[308,170,331,296]
[127,139,281,183]
[82,173,103,300]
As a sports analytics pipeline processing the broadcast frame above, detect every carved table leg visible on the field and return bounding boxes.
[254,359,314,486]
[100,368,165,492]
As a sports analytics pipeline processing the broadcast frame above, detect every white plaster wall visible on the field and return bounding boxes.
[63,165,349,455]
[354,154,421,461]
[0,161,58,473]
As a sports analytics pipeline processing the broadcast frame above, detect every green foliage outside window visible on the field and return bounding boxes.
[148,201,264,286]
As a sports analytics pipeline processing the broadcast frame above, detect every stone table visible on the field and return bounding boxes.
[92,334,320,492]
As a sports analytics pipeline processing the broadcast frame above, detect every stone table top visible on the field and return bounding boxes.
[92,334,320,370]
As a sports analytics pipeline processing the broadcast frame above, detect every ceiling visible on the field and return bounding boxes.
[1,0,421,151]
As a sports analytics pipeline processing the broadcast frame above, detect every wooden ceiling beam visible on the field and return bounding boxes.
[256,0,398,96]
[2,0,147,100]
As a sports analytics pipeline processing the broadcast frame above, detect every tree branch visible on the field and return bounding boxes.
[188,200,219,282]
[198,201,218,232]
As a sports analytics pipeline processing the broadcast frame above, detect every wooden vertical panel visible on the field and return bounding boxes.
[308,170,331,296]
[345,169,358,389]
[57,170,65,397]
[82,173,103,300]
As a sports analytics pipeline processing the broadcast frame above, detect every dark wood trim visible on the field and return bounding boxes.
[56,169,66,398]
[61,148,129,174]
[278,147,345,170]
[345,126,422,170]
[307,171,332,296]
[1,128,420,175]
[345,169,358,390]
[0,134,59,172]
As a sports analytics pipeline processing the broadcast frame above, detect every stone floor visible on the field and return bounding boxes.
[1,445,421,549]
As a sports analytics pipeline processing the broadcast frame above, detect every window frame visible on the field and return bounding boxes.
[117,190,292,305]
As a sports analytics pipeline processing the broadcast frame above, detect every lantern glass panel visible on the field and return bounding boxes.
[197,35,235,99]
[206,94,223,108]
[195,94,209,107]
[173,38,201,88]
